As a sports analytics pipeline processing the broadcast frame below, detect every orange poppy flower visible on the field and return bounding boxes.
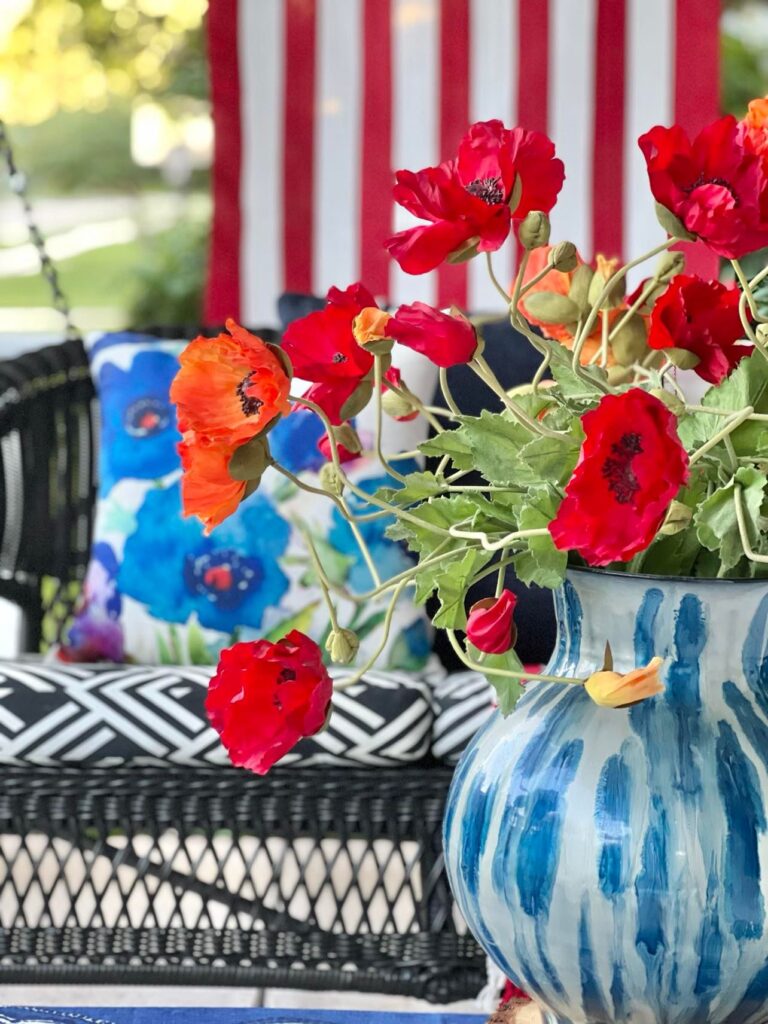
[517,246,623,365]
[743,96,768,168]
[179,433,246,535]
[171,319,292,447]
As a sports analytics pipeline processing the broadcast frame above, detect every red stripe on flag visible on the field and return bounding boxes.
[360,0,393,301]
[204,0,241,324]
[674,0,721,278]
[517,0,549,134]
[283,0,317,294]
[591,0,625,261]
[437,0,470,309]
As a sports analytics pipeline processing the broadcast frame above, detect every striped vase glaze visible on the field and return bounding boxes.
[444,568,768,1024]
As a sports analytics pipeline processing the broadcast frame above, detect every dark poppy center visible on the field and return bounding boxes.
[602,432,643,505]
[332,353,348,364]
[684,174,740,206]
[465,176,505,205]
[183,548,263,610]
[124,396,171,438]
[278,668,297,683]
[236,372,265,416]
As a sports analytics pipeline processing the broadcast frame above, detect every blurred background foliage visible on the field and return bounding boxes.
[0,0,766,329]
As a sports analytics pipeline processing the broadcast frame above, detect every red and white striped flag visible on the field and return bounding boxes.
[205,0,720,327]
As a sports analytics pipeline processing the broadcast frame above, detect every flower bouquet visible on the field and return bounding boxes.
[173,100,768,1022]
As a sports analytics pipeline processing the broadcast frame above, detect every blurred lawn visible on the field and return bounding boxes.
[0,237,143,309]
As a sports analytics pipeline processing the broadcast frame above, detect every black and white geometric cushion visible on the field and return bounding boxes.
[0,662,433,768]
[430,671,496,764]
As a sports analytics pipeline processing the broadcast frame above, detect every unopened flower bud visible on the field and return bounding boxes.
[319,462,345,496]
[518,211,551,251]
[756,324,768,345]
[339,379,373,420]
[664,346,701,371]
[381,387,418,421]
[568,263,594,314]
[228,435,272,482]
[606,365,635,386]
[659,500,693,536]
[325,627,360,665]
[550,241,578,273]
[333,423,363,455]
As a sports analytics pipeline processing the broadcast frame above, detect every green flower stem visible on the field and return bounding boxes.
[333,579,410,689]
[723,434,738,474]
[448,522,551,553]
[471,354,563,439]
[325,540,469,605]
[600,310,610,367]
[373,355,408,484]
[294,520,341,632]
[685,405,768,422]
[607,277,660,342]
[386,449,423,461]
[494,561,506,598]
[734,483,768,564]
[486,250,515,308]
[572,238,675,371]
[688,406,755,466]
[439,367,462,417]
[446,629,584,685]
[732,259,768,324]
[292,393,455,538]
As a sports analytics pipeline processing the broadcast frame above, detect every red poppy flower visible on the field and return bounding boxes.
[549,390,689,566]
[179,432,246,534]
[466,590,518,655]
[385,119,564,274]
[638,116,768,259]
[387,302,478,368]
[648,274,750,384]
[206,630,333,774]
[282,283,376,385]
[170,320,291,447]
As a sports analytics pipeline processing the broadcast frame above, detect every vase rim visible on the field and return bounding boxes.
[568,564,768,586]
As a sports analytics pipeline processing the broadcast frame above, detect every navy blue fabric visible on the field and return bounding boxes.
[0,1010,484,1024]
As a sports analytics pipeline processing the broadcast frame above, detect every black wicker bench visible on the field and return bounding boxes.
[0,337,485,1000]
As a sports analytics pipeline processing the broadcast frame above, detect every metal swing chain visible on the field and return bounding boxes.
[0,117,79,339]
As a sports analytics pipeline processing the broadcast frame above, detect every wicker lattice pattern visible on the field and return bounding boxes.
[0,765,482,999]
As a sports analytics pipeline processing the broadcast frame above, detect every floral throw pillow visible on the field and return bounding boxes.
[66,331,437,670]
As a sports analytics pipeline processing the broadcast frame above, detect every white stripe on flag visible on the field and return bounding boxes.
[625,0,675,267]
[549,0,598,258]
[468,0,517,312]
[391,0,439,307]
[239,0,284,325]
[314,0,363,295]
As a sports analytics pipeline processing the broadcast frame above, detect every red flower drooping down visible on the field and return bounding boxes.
[638,116,768,259]
[206,631,333,774]
[466,590,518,655]
[648,274,750,385]
[549,390,690,566]
[387,302,479,368]
[386,119,565,274]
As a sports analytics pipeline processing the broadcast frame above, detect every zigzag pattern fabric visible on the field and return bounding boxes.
[0,663,434,768]
[430,671,495,764]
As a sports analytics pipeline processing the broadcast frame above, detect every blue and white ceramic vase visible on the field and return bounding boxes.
[444,569,768,1024]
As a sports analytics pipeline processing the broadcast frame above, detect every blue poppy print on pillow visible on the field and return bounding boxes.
[98,349,181,493]
[119,481,290,634]
[65,541,124,662]
[268,405,326,474]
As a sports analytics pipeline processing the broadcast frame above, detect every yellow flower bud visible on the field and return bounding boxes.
[325,628,360,665]
[659,500,693,536]
[585,656,664,709]
[588,254,625,309]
